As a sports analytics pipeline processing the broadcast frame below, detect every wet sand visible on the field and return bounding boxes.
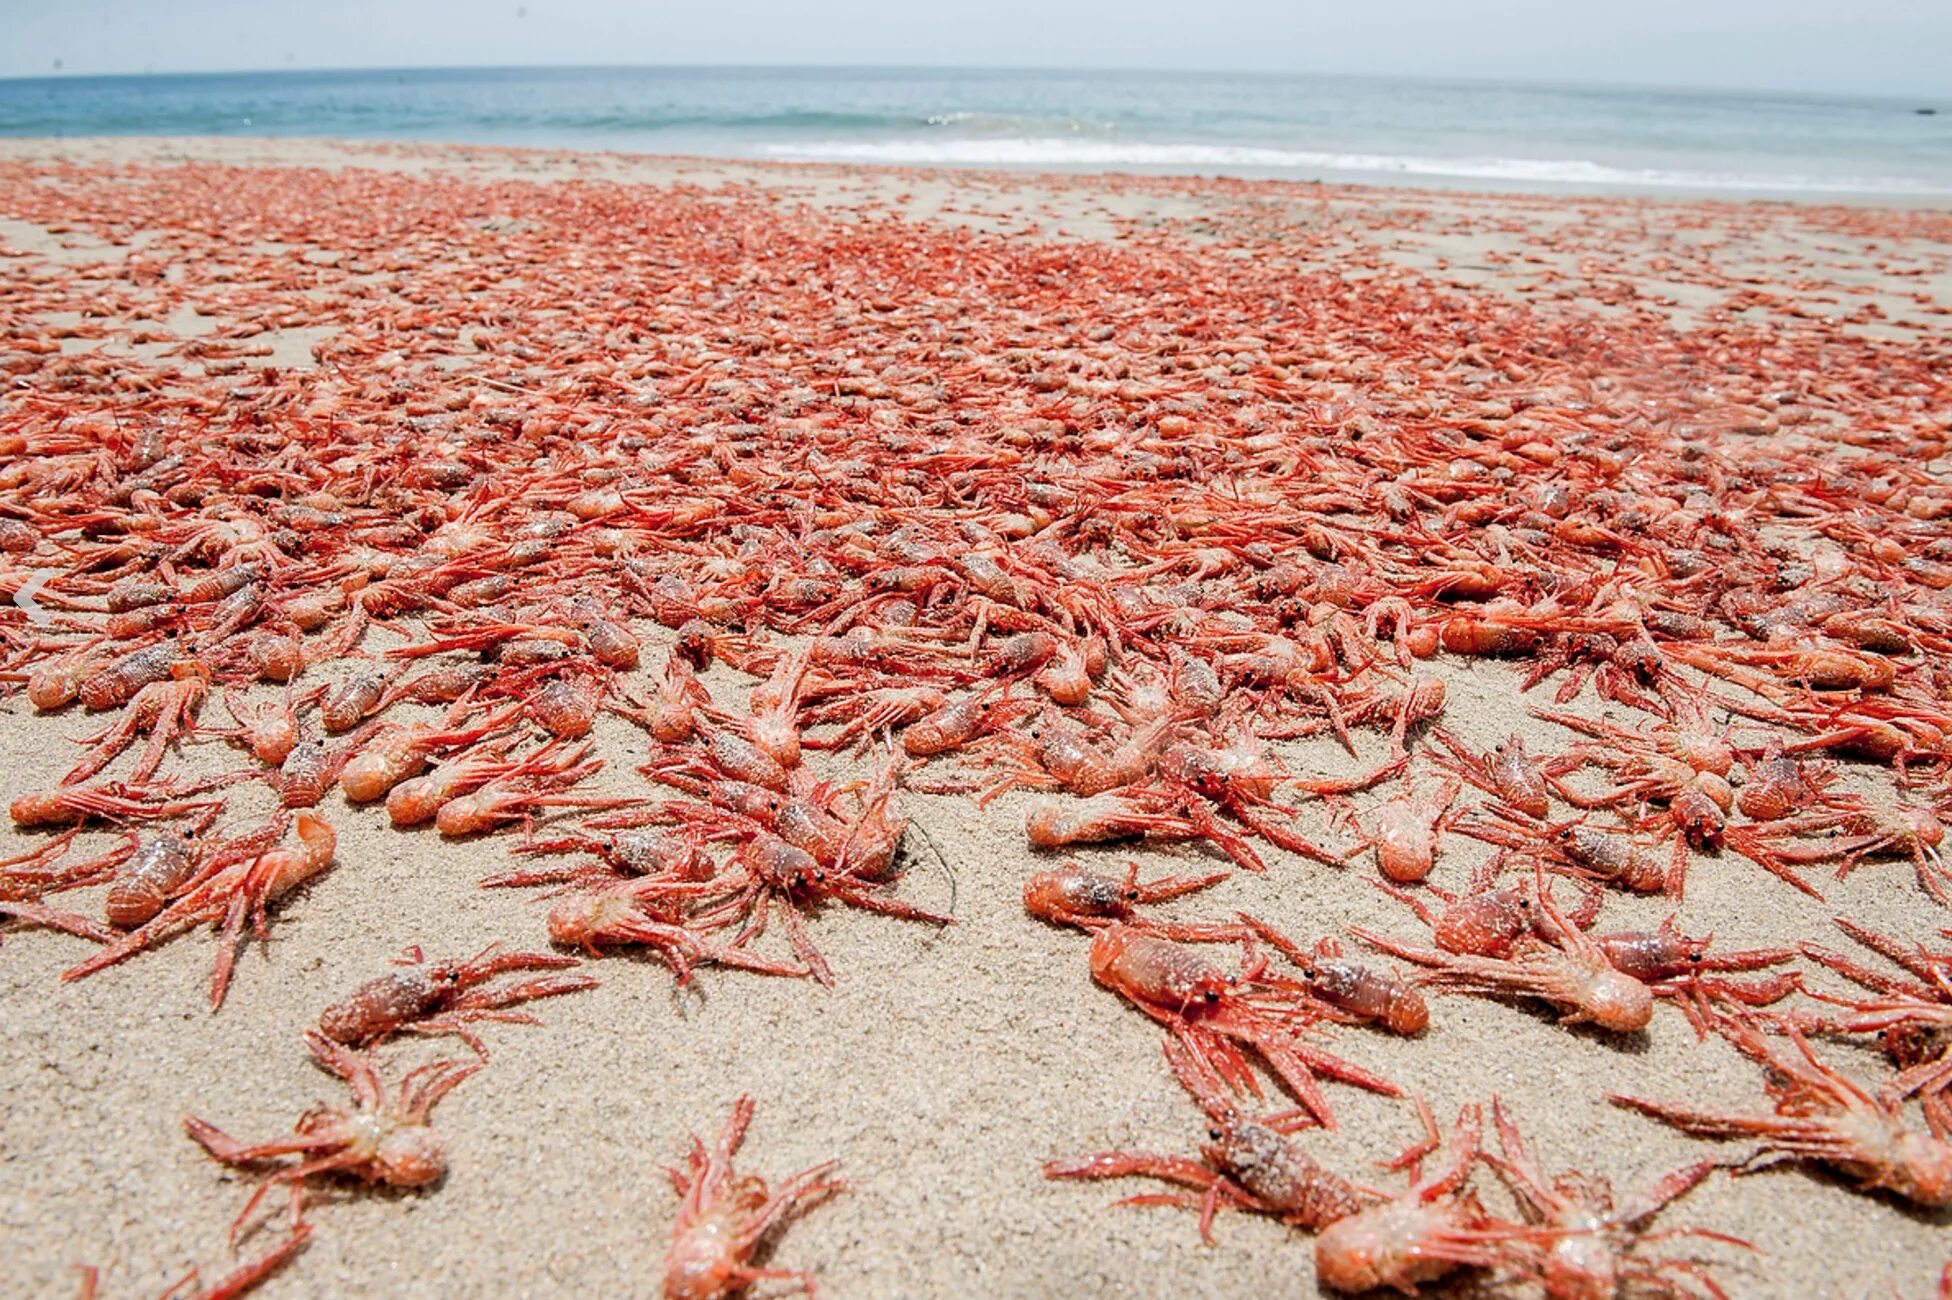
[2,138,1951,1298]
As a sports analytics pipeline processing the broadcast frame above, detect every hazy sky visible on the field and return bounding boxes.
[2,0,1947,97]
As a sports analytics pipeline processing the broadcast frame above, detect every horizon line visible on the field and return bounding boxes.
[0,60,1942,106]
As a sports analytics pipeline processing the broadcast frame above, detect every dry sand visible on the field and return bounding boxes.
[2,137,1950,1298]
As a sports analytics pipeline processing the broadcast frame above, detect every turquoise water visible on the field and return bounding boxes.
[1,65,1948,197]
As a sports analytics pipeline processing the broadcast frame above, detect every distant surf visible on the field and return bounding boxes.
[757,137,1952,195]
[1,65,1946,198]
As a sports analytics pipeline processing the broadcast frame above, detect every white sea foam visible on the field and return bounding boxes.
[756,137,1952,195]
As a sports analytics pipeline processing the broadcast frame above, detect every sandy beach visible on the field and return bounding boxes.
[2,137,1951,1298]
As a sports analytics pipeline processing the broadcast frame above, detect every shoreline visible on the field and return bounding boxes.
[5,132,1952,208]
[6,135,1947,345]
[1,135,1950,1298]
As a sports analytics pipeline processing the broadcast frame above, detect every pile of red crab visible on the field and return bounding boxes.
[4,150,1952,1297]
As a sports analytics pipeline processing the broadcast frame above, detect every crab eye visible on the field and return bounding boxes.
[1207,1128,1223,1141]
[1125,889,1140,902]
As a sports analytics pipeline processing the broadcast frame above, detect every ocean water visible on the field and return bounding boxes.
[1,65,1948,197]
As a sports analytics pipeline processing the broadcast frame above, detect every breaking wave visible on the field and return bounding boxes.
[756,137,1952,195]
